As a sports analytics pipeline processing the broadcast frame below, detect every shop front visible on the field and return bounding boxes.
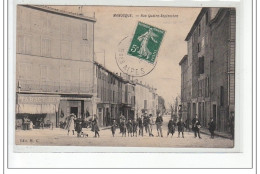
[16,94,60,129]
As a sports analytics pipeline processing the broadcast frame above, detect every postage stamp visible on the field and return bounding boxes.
[127,22,165,64]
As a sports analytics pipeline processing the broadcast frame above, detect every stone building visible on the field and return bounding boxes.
[135,81,158,120]
[16,5,96,128]
[179,8,236,132]
[94,63,136,126]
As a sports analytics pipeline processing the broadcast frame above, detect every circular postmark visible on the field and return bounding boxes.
[115,36,157,77]
[115,22,165,77]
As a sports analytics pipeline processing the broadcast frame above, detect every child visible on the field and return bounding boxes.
[132,119,138,137]
[167,118,176,137]
[120,120,127,137]
[75,119,83,138]
[177,118,185,138]
[111,120,117,137]
[138,117,143,136]
[127,120,133,137]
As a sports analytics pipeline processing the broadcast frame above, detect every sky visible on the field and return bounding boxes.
[50,6,201,107]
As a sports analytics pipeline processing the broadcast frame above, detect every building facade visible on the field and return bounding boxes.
[16,5,162,129]
[179,8,236,132]
[16,5,96,127]
[135,81,158,120]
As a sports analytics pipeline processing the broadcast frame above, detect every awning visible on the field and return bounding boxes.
[17,104,58,114]
[16,94,60,114]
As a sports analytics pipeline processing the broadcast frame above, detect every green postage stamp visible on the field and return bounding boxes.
[127,22,165,64]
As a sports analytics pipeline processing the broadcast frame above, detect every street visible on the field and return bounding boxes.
[15,115,234,148]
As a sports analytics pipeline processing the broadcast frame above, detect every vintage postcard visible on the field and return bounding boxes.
[15,5,236,148]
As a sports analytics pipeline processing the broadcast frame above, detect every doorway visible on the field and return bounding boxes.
[70,107,78,117]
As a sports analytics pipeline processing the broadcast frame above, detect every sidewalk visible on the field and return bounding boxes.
[199,127,232,139]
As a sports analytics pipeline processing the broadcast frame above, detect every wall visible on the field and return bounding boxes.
[16,6,94,94]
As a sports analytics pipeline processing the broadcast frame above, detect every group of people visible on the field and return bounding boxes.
[111,113,218,139]
[64,112,235,140]
[65,114,100,138]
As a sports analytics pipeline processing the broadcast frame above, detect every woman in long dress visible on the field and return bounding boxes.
[66,114,75,135]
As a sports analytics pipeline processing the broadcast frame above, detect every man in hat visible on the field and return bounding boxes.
[208,117,216,139]
[143,111,149,134]
[177,118,185,138]
[155,113,163,137]
[192,114,202,139]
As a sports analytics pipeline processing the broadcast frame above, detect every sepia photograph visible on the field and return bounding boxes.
[15,5,236,148]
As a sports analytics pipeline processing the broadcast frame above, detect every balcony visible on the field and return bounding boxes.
[17,80,94,94]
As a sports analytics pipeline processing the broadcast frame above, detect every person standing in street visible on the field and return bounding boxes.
[119,113,126,133]
[192,115,202,139]
[75,118,83,138]
[120,119,127,137]
[167,117,176,137]
[66,114,75,135]
[208,117,216,139]
[92,114,100,138]
[111,119,117,137]
[138,116,144,137]
[127,119,133,137]
[23,116,30,130]
[229,112,235,140]
[155,113,163,137]
[177,118,185,138]
[132,118,138,137]
[143,112,149,134]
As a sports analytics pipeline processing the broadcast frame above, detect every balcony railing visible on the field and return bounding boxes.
[17,80,94,94]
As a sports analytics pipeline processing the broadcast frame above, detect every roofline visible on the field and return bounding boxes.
[21,5,96,22]
[94,61,135,84]
[208,8,229,26]
[184,8,208,41]
[179,55,188,65]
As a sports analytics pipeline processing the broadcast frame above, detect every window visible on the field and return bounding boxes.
[198,24,201,36]
[17,35,32,54]
[197,43,201,52]
[82,23,88,40]
[199,56,204,74]
[220,86,224,106]
[205,77,209,97]
[206,11,209,25]
[19,63,31,79]
[41,38,51,57]
[61,41,71,59]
